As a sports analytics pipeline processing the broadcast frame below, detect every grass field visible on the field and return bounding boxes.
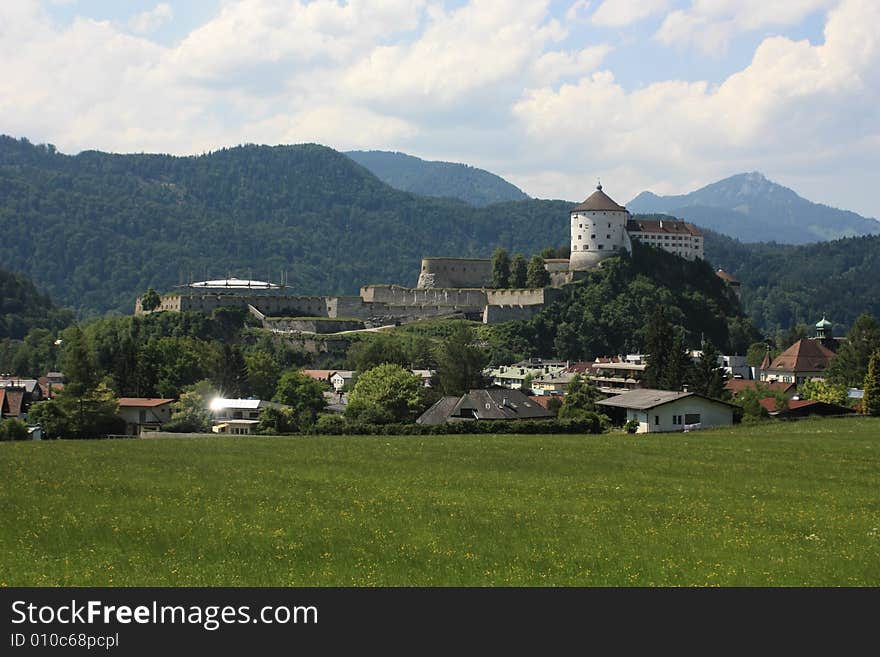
[2,418,879,586]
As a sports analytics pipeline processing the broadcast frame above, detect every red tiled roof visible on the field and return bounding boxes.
[1,388,25,417]
[767,339,837,373]
[117,398,174,408]
[528,395,555,410]
[725,380,795,396]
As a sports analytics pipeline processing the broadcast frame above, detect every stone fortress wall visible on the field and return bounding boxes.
[416,258,493,289]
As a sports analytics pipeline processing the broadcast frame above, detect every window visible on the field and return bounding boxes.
[655,415,660,425]
[685,413,701,424]
[139,410,146,423]
[578,234,582,240]
[572,245,577,251]
[591,234,596,239]
[606,235,611,239]
[598,244,604,250]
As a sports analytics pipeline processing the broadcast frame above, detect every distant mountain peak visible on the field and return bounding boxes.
[627,171,879,244]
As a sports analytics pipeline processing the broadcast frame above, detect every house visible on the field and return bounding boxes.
[724,380,797,400]
[531,370,579,395]
[597,388,735,433]
[209,398,289,435]
[416,388,554,425]
[0,387,26,419]
[330,370,355,391]
[485,360,567,390]
[760,338,837,385]
[410,369,436,388]
[758,398,857,418]
[117,398,174,436]
[588,359,646,394]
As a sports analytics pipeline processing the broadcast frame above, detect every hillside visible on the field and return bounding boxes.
[0,267,73,340]
[628,172,880,244]
[0,136,567,316]
[703,231,880,334]
[346,150,529,206]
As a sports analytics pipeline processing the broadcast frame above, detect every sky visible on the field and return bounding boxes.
[2,0,879,217]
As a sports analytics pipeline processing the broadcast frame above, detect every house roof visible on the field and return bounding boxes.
[759,397,856,415]
[302,370,336,380]
[417,389,554,424]
[766,339,837,373]
[597,388,735,411]
[724,380,796,396]
[118,398,174,408]
[627,218,702,236]
[416,396,462,425]
[0,388,25,417]
[715,269,740,285]
[571,186,627,213]
[0,378,40,394]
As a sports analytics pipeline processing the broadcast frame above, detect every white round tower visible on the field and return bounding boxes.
[568,182,632,271]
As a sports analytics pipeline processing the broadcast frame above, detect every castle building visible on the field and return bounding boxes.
[569,183,633,271]
[627,217,704,260]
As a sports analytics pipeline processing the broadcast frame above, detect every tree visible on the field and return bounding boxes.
[799,379,849,407]
[827,314,880,387]
[746,341,774,368]
[689,340,728,399]
[433,324,488,396]
[0,418,29,440]
[29,383,124,438]
[246,350,280,400]
[864,350,880,416]
[526,255,550,288]
[347,334,409,372]
[660,331,691,392]
[644,306,675,389]
[736,383,787,419]
[345,364,427,424]
[141,288,161,311]
[272,370,326,426]
[558,374,602,419]
[510,253,528,288]
[61,325,97,396]
[257,405,299,434]
[166,379,215,433]
[213,344,249,398]
[491,247,511,288]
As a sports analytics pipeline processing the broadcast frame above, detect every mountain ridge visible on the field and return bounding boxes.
[627,172,880,244]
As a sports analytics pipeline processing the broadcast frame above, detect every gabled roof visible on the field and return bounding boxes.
[0,388,25,417]
[724,380,796,396]
[597,388,736,410]
[416,396,461,425]
[759,397,856,416]
[571,186,627,213]
[416,388,554,424]
[118,398,174,408]
[767,339,836,373]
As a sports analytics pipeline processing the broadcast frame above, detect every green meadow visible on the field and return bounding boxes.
[2,418,879,586]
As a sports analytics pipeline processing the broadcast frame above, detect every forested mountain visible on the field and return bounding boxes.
[703,231,880,334]
[0,267,73,340]
[628,172,880,244]
[0,136,565,316]
[345,150,529,206]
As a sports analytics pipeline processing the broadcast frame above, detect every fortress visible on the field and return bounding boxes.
[136,185,702,329]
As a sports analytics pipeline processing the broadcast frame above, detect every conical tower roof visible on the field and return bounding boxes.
[571,183,627,213]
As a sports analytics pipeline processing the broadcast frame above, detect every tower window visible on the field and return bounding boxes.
[591,234,596,239]
[606,235,610,239]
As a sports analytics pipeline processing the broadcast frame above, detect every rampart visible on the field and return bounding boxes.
[416,258,492,289]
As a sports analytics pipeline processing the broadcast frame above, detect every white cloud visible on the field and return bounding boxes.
[514,0,880,207]
[128,3,173,35]
[656,0,835,53]
[591,0,668,27]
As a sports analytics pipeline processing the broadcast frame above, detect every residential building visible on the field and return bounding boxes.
[758,398,857,418]
[760,338,837,385]
[209,398,289,435]
[597,388,735,433]
[486,360,567,390]
[117,398,174,436]
[724,380,797,400]
[587,359,646,394]
[627,217,704,260]
[416,388,554,425]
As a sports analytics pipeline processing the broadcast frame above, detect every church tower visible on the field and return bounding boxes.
[569,182,632,271]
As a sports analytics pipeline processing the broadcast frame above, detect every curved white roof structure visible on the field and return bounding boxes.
[184,278,281,290]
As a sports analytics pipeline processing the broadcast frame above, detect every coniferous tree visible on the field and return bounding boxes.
[510,253,528,288]
[491,248,511,288]
[826,314,880,386]
[864,350,880,416]
[660,331,691,391]
[689,340,728,399]
[61,326,97,397]
[525,255,550,288]
[434,324,488,395]
[644,306,675,389]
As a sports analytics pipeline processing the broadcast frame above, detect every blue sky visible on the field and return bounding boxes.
[3,1,878,217]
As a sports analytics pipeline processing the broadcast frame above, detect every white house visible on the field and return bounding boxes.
[117,398,174,436]
[597,388,735,433]
[209,398,288,435]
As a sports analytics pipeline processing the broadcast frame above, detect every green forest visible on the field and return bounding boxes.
[1,135,877,337]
